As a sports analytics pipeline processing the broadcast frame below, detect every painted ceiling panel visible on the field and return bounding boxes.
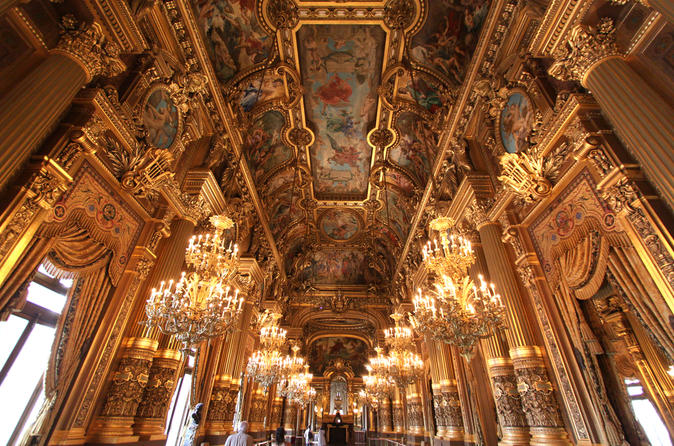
[193,0,272,84]
[297,24,386,200]
[308,336,369,377]
[410,0,489,86]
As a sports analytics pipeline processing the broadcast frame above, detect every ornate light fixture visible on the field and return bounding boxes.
[384,313,424,388]
[144,215,244,348]
[246,311,289,392]
[411,217,506,359]
[283,364,316,406]
[360,346,394,408]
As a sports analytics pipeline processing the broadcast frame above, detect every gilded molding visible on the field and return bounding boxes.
[548,19,622,86]
[52,20,126,82]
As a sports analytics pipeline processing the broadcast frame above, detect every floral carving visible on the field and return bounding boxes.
[384,0,415,29]
[267,0,299,29]
[101,357,152,417]
[514,365,564,427]
[491,373,527,428]
[54,18,125,81]
[549,19,621,84]
[136,363,178,418]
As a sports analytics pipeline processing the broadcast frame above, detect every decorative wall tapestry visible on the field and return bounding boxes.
[44,161,144,285]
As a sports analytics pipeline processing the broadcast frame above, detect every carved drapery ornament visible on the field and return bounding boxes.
[548,19,621,84]
[53,19,125,81]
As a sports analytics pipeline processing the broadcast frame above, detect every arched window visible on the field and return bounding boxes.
[329,376,348,415]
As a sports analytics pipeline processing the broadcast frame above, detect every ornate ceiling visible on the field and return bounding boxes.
[191,0,492,292]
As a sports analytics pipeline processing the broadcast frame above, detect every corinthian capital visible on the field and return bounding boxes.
[548,18,621,85]
[53,20,125,81]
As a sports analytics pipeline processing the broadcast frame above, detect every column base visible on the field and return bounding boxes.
[530,427,571,446]
[88,416,137,442]
[500,426,530,446]
[444,426,464,441]
[133,417,167,440]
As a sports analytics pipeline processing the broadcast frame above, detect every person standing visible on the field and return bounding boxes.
[318,424,327,446]
[225,421,254,446]
[304,426,313,445]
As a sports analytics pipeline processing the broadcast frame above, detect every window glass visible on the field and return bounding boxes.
[166,372,193,446]
[624,378,672,446]
[0,316,28,369]
[0,323,54,445]
[26,281,67,314]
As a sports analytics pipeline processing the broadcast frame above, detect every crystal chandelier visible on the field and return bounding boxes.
[283,364,316,406]
[411,216,506,358]
[361,346,394,406]
[144,215,244,347]
[246,311,289,392]
[384,313,424,388]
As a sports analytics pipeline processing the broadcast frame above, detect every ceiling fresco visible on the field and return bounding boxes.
[194,0,272,84]
[410,0,489,85]
[308,336,369,377]
[297,24,386,200]
[192,0,494,290]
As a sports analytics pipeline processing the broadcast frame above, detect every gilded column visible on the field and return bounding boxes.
[392,387,404,433]
[379,398,393,433]
[0,21,124,191]
[472,240,528,445]
[91,338,159,441]
[270,394,283,430]
[438,344,464,441]
[471,206,569,445]
[406,383,425,437]
[283,399,297,434]
[549,20,674,211]
[134,343,184,439]
[206,377,238,436]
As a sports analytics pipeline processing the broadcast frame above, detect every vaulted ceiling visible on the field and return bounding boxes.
[191,0,491,292]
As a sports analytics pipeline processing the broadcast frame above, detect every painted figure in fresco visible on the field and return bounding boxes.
[308,337,369,376]
[240,76,285,112]
[143,89,179,149]
[322,210,359,240]
[391,112,436,185]
[298,24,385,196]
[194,0,270,83]
[410,0,488,85]
[244,111,292,181]
[500,93,533,153]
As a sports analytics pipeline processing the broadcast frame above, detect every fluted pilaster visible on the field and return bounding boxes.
[0,22,124,192]
[550,21,674,211]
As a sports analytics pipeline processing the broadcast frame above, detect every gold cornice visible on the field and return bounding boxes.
[528,0,596,57]
[83,0,147,52]
[174,0,286,277]
[183,168,227,215]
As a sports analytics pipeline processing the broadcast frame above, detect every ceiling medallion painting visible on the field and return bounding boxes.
[297,24,387,200]
[319,208,362,242]
[142,86,181,150]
